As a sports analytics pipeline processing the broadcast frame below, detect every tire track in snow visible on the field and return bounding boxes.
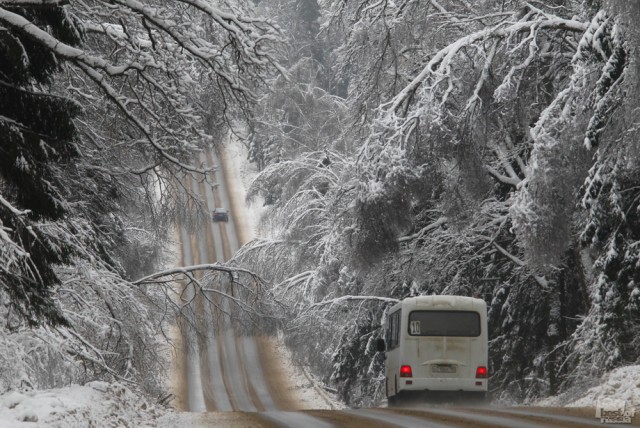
[259,411,336,428]
[194,177,234,412]
[178,182,206,412]
[234,335,266,411]
[240,336,277,410]
[342,409,450,428]
[207,147,331,425]
[204,148,308,415]
[203,151,234,259]
[186,177,218,412]
[198,150,261,411]
[388,406,601,428]
[208,148,268,411]
[470,407,609,427]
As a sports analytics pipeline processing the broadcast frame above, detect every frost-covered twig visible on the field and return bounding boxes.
[397,217,447,243]
[309,295,399,309]
[0,0,284,175]
[132,263,261,285]
[0,0,68,5]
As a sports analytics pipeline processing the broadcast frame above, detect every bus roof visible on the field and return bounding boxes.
[390,295,486,312]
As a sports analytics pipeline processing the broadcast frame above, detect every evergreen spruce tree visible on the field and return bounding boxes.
[0,4,82,326]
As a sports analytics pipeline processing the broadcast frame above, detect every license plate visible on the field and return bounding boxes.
[432,364,456,373]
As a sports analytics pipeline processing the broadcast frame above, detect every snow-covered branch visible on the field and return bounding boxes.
[490,240,549,289]
[398,217,447,243]
[375,5,588,139]
[0,0,68,5]
[485,165,523,187]
[0,193,30,217]
[132,263,261,285]
[0,0,284,175]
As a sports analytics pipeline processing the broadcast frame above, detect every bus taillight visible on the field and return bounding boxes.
[400,365,413,377]
[475,366,488,378]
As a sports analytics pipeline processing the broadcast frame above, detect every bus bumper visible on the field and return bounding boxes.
[399,377,487,392]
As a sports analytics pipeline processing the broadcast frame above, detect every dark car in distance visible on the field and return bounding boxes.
[212,207,229,222]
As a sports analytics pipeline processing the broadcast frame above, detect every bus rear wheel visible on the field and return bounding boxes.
[387,394,397,407]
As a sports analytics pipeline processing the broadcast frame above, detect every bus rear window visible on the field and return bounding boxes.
[408,311,480,337]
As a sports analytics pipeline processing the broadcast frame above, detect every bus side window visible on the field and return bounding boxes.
[385,315,392,347]
[388,310,400,350]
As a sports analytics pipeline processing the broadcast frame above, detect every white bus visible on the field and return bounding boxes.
[377,295,488,404]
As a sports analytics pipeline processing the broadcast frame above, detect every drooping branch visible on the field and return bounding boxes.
[376,5,589,140]
[0,1,285,175]
[398,217,447,243]
[133,263,262,285]
[490,240,549,290]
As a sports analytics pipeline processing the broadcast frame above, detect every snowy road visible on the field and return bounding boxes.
[160,405,617,427]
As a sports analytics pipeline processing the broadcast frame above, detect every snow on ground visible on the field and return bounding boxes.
[4,131,632,426]
[567,365,640,409]
[0,382,162,428]
[271,332,345,411]
[220,133,265,241]
[536,365,640,410]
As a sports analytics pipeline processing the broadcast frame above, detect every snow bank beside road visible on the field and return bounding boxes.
[536,365,640,410]
[0,382,162,427]
[270,333,344,410]
[567,365,640,409]
[220,134,264,242]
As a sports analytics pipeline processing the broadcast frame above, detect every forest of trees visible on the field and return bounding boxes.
[1,0,640,409]
[239,0,640,406]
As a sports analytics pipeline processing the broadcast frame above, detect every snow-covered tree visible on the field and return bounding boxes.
[241,0,640,406]
[0,0,284,394]
[247,0,344,172]
[545,0,640,389]
[0,1,83,326]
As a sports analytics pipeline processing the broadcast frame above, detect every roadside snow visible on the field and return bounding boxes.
[536,365,640,410]
[221,133,265,241]
[567,365,640,409]
[271,333,345,410]
[0,382,162,428]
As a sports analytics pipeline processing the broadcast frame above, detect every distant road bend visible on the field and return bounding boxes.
[173,147,622,427]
